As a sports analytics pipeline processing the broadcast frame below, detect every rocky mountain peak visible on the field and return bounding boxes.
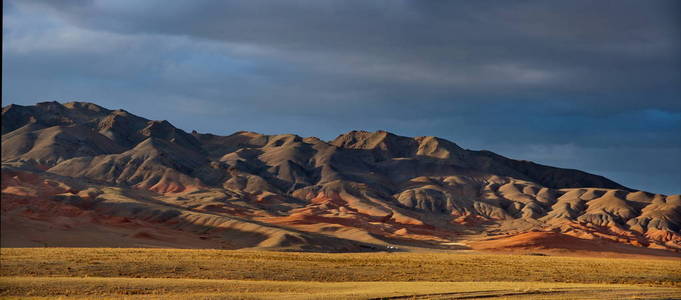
[2,101,678,255]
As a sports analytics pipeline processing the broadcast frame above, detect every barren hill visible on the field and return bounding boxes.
[2,101,679,257]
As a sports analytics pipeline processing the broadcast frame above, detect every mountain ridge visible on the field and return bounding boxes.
[2,101,679,256]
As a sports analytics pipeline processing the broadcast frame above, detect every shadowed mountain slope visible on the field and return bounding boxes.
[2,101,679,256]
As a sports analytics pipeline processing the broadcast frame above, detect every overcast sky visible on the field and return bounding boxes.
[3,0,680,194]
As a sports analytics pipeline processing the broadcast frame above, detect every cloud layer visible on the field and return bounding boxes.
[3,0,680,194]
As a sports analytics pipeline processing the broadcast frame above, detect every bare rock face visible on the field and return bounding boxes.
[2,101,679,256]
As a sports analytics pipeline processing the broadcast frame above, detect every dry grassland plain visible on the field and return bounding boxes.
[1,248,680,299]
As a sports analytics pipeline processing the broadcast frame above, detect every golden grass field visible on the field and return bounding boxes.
[1,248,680,299]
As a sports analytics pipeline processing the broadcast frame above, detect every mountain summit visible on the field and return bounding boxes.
[2,101,679,256]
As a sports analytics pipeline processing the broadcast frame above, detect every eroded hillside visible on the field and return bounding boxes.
[2,101,679,256]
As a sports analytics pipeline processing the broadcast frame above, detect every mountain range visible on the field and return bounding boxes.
[2,101,679,257]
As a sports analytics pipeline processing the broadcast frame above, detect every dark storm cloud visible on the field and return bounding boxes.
[19,0,680,106]
[3,0,680,193]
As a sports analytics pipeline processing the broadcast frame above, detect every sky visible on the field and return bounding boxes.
[3,0,680,194]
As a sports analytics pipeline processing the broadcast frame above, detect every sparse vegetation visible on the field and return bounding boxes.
[2,248,680,284]
[2,277,680,299]
[1,248,679,299]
